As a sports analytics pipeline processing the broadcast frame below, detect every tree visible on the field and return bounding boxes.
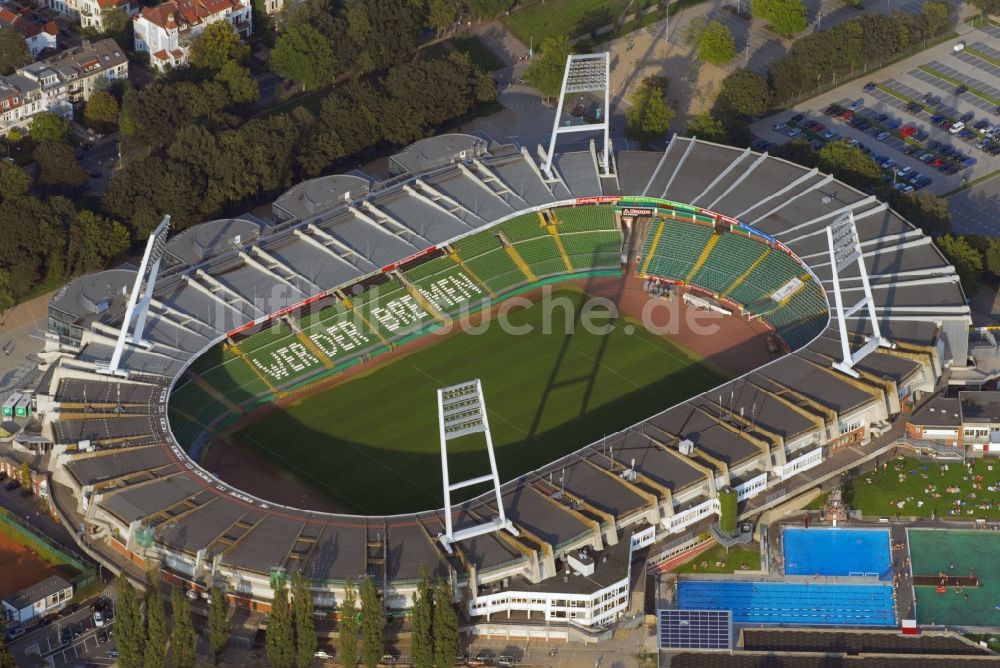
[291,572,316,668]
[816,141,882,190]
[698,20,735,65]
[100,7,130,44]
[769,139,818,168]
[117,573,145,668]
[0,27,30,76]
[343,0,422,73]
[216,62,259,105]
[0,638,16,668]
[432,579,459,668]
[267,584,295,668]
[921,1,951,36]
[469,0,513,19]
[715,68,772,119]
[751,0,807,37]
[359,576,383,668]
[28,112,70,143]
[84,90,120,130]
[936,234,982,296]
[969,0,1000,16]
[887,190,951,237]
[524,35,573,100]
[67,211,129,275]
[0,162,29,200]
[208,585,230,663]
[339,580,359,668]
[145,570,168,668]
[34,141,88,196]
[685,112,728,143]
[190,21,249,72]
[411,568,433,668]
[983,239,1000,278]
[171,587,197,668]
[19,461,30,491]
[271,23,336,90]
[625,76,674,147]
[428,0,460,34]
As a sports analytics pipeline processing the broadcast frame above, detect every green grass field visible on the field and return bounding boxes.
[503,0,630,45]
[845,456,1000,520]
[231,288,727,514]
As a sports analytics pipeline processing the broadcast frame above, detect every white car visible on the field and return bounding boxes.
[949,121,966,135]
[93,611,105,628]
[314,650,334,660]
[954,41,966,52]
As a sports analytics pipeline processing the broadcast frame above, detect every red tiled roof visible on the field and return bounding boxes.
[140,2,177,29]
[97,0,129,8]
[152,49,168,60]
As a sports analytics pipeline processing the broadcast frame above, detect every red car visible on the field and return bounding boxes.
[811,122,826,133]
[838,110,855,121]
[900,125,917,137]
[931,158,945,167]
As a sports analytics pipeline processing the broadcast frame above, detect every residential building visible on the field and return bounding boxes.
[41,0,135,31]
[0,38,126,132]
[133,0,251,71]
[0,3,58,57]
[1,575,72,624]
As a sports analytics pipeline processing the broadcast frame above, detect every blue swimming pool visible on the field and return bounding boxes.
[677,580,896,626]
[782,527,892,580]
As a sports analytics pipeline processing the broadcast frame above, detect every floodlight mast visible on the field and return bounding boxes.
[437,379,518,554]
[97,215,171,377]
[542,53,611,179]
[825,211,893,378]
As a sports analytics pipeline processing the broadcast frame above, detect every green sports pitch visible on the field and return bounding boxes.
[228,288,728,515]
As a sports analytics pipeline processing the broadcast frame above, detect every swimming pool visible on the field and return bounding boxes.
[677,580,896,626]
[782,527,892,580]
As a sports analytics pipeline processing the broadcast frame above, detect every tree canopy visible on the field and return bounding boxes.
[271,23,336,89]
[28,112,70,143]
[714,68,771,120]
[0,27,29,76]
[698,20,736,65]
[170,586,197,668]
[190,21,249,72]
[936,234,982,296]
[85,91,120,130]
[338,580,359,668]
[524,35,574,100]
[360,576,383,668]
[685,112,728,143]
[816,141,883,190]
[625,76,674,147]
[751,0,807,37]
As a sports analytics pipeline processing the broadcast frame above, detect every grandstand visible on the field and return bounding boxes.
[34,133,969,625]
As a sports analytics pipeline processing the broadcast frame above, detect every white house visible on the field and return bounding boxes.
[0,38,127,132]
[132,0,251,71]
[1,575,72,624]
[0,4,58,57]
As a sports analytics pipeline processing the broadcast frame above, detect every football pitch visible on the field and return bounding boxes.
[229,289,728,514]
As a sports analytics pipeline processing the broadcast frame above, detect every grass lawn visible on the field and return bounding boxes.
[503,0,630,45]
[673,543,761,574]
[232,288,727,514]
[845,455,1000,519]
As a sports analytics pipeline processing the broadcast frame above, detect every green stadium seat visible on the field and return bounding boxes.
[553,205,618,232]
[690,232,767,295]
[501,212,548,242]
[728,250,805,307]
[641,220,714,281]
[462,249,526,293]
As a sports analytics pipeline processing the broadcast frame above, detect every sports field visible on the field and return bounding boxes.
[908,529,1000,627]
[229,288,728,514]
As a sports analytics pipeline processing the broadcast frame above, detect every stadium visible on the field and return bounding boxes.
[29,98,970,632]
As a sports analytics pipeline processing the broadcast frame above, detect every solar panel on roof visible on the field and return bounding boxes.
[659,609,732,651]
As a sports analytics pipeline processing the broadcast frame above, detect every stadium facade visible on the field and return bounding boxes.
[30,133,970,633]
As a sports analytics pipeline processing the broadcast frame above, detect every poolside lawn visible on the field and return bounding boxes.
[673,543,761,574]
[845,456,1000,519]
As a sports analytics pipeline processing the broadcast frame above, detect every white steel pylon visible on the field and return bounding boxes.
[542,53,611,179]
[97,215,171,377]
[437,379,518,554]
[825,211,893,378]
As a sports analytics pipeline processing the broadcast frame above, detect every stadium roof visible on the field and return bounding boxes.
[43,135,970,589]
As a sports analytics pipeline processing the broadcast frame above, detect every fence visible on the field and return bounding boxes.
[0,506,94,581]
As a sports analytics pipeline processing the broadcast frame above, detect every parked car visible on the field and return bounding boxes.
[4,626,25,642]
[790,113,804,123]
[949,121,965,134]
[772,122,787,131]
[849,98,865,111]
[960,111,976,123]
[896,166,913,178]
[915,129,930,141]
[4,479,19,491]
[886,118,902,130]
[93,612,104,628]
[855,120,871,131]
[838,110,855,121]
[786,127,801,137]
[97,629,109,644]
[876,131,891,141]
[863,82,877,93]
[881,158,896,170]
[804,119,820,130]
[821,129,838,140]
[315,650,335,660]
[956,85,968,95]
[900,125,917,137]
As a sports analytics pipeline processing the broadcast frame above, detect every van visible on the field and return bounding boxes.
[954,41,966,52]
[949,121,966,135]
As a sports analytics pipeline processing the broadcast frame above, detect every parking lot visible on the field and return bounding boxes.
[753,21,1000,234]
[8,597,118,667]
